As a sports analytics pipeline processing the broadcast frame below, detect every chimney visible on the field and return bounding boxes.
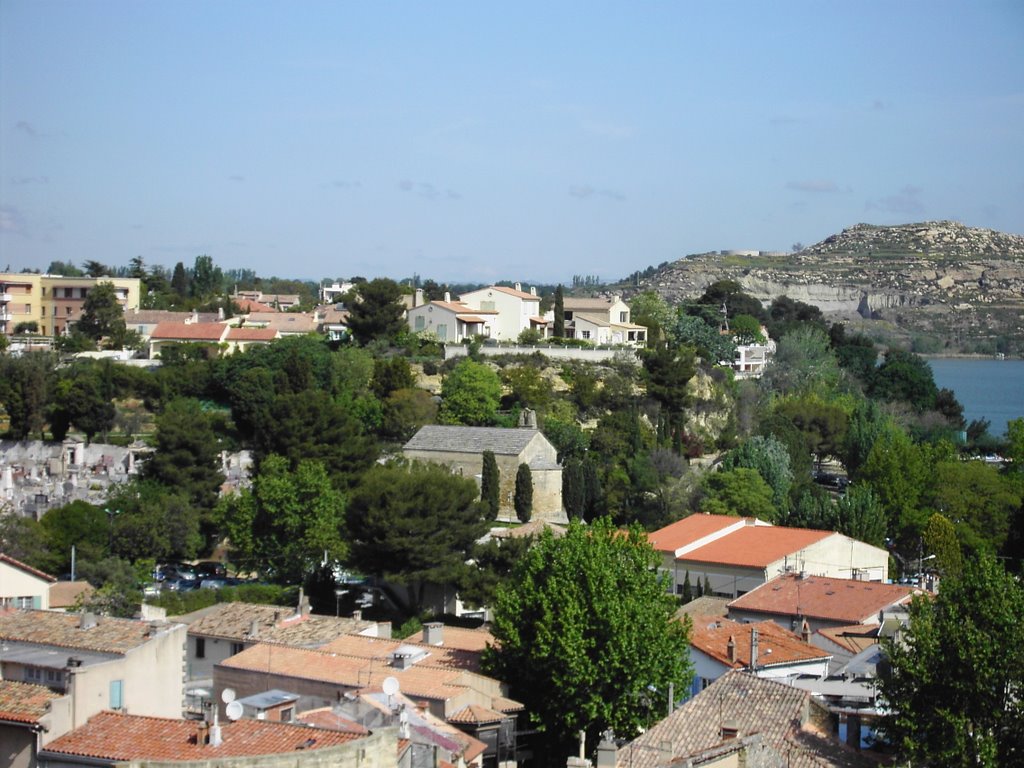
[515,282,522,292]
[720,720,740,740]
[750,627,759,671]
[444,291,451,303]
[423,621,443,646]
[727,635,737,664]
[801,619,811,644]
[530,286,537,296]
[595,730,618,767]
[415,288,424,307]
[208,723,223,747]
[378,621,392,640]
[79,611,97,630]
[249,619,259,639]
[352,609,362,622]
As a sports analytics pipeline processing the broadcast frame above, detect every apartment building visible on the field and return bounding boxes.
[0,273,141,338]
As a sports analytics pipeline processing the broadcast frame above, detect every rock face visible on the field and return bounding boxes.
[630,221,1024,350]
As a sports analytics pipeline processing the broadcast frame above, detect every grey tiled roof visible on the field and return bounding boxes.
[617,670,875,768]
[187,602,374,646]
[403,426,541,456]
[0,609,175,655]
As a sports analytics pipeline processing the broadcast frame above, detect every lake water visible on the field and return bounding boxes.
[926,358,1024,435]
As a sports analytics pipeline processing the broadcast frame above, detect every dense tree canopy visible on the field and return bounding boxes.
[346,278,406,344]
[483,518,692,761]
[879,555,1024,766]
[439,359,502,425]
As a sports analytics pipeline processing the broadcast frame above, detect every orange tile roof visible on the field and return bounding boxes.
[49,580,94,608]
[226,327,278,341]
[405,625,495,653]
[234,298,276,312]
[487,285,538,300]
[150,322,227,341]
[448,704,506,724]
[0,608,175,654]
[430,300,498,315]
[41,711,362,760]
[319,634,481,672]
[0,552,56,582]
[728,573,920,624]
[296,707,370,735]
[647,514,745,554]
[688,616,830,669]
[0,680,61,724]
[681,526,832,569]
[817,623,882,655]
[188,603,373,646]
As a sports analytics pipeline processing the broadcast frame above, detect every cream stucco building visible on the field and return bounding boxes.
[0,273,141,338]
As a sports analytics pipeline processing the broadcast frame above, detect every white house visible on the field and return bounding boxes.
[458,283,547,341]
[551,295,647,346]
[406,295,498,342]
[0,553,55,610]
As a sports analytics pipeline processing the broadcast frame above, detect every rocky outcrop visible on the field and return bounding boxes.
[628,221,1024,350]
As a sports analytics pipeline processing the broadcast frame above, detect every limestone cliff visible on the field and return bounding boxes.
[628,221,1024,351]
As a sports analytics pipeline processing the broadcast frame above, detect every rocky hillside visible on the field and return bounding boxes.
[628,221,1024,353]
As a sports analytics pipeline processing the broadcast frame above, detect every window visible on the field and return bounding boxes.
[436,324,447,341]
[195,637,206,659]
[619,311,628,322]
[110,679,123,709]
[480,301,495,311]
[24,667,42,682]
[581,330,591,340]
[414,315,425,331]
[24,304,31,313]
[230,642,244,655]
[280,706,294,723]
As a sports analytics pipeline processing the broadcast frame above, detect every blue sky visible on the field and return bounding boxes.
[2,1,1022,284]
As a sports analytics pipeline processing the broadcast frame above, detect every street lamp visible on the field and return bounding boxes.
[334,589,348,617]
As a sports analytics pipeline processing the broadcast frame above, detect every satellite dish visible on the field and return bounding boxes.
[382,676,400,696]
[221,688,236,704]
[225,700,244,721]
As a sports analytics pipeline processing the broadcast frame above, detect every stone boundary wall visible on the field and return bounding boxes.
[444,344,639,364]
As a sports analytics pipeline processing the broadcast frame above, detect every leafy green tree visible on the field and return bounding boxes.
[859,424,929,555]
[346,278,406,344]
[761,326,842,396]
[38,501,109,575]
[0,351,56,439]
[922,512,963,577]
[785,485,840,531]
[878,555,1024,767]
[190,255,222,299]
[382,387,438,442]
[371,356,416,400]
[681,571,693,602]
[75,282,126,345]
[345,461,486,614]
[170,261,189,300]
[483,518,692,759]
[480,450,500,521]
[629,291,673,343]
[515,463,533,523]
[81,260,110,277]
[501,365,553,410]
[562,458,586,520]
[841,398,888,481]
[459,535,534,610]
[775,395,849,469]
[107,480,202,564]
[831,325,878,385]
[701,468,777,521]
[219,455,347,583]
[766,295,826,339]
[253,390,377,488]
[836,485,887,548]
[869,349,939,412]
[542,413,590,463]
[46,260,84,276]
[51,368,115,443]
[439,359,502,426]
[721,435,793,511]
[142,398,225,512]
[730,313,765,345]
[0,512,49,569]
[670,313,735,364]
[553,285,565,338]
[641,343,696,417]
[696,279,765,322]
[922,460,1020,557]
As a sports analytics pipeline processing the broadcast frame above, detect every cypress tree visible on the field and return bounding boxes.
[682,571,693,603]
[703,574,712,597]
[481,450,500,520]
[562,458,585,520]
[514,463,533,523]
[553,285,565,338]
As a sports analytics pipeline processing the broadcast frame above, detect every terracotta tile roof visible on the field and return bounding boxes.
[486,285,538,300]
[150,322,227,342]
[0,680,61,724]
[429,300,498,315]
[689,616,831,669]
[0,608,174,654]
[491,695,525,712]
[49,580,94,608]
[405,625,495,653]
[41,711,362,760]
[817,624,883,655]
[234,298,276,312]
[682,526,833,569]
[647,514,746,555]
[617,670,875,768]
[728,573,919,624]
[220,643,480,705]
[455,314,487,323]
[188,603,374,646]
[225,327,278,341]
[124,309,194,324]
[675,595,731,621]
[320,633,481,672]
[0,552,56,582]
[448,704,506,724]
[296,707,370,735]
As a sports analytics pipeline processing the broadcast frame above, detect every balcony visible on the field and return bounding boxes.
[0,292,12,302]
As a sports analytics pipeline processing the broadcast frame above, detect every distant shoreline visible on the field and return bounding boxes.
[921,353,1019,361]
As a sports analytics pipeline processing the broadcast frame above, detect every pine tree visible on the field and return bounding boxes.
[514,463,533,523]
[481,450,500,521]
[553,285,565,338]
[682,571,693,602]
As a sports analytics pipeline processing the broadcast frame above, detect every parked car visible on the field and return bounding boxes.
[195,561,228,579]
[158,563,197,582]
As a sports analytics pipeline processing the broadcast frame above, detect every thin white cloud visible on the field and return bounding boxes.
[569,184,625,201]
[867,185,925,215]
[0,206,27,235]
[15,121,38,137]
[398,180,460,201]
[786,180,840,194]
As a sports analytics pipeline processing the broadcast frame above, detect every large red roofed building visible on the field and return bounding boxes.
[36,711,394,767]
[648,514,889,599]
[727,571,921,633]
